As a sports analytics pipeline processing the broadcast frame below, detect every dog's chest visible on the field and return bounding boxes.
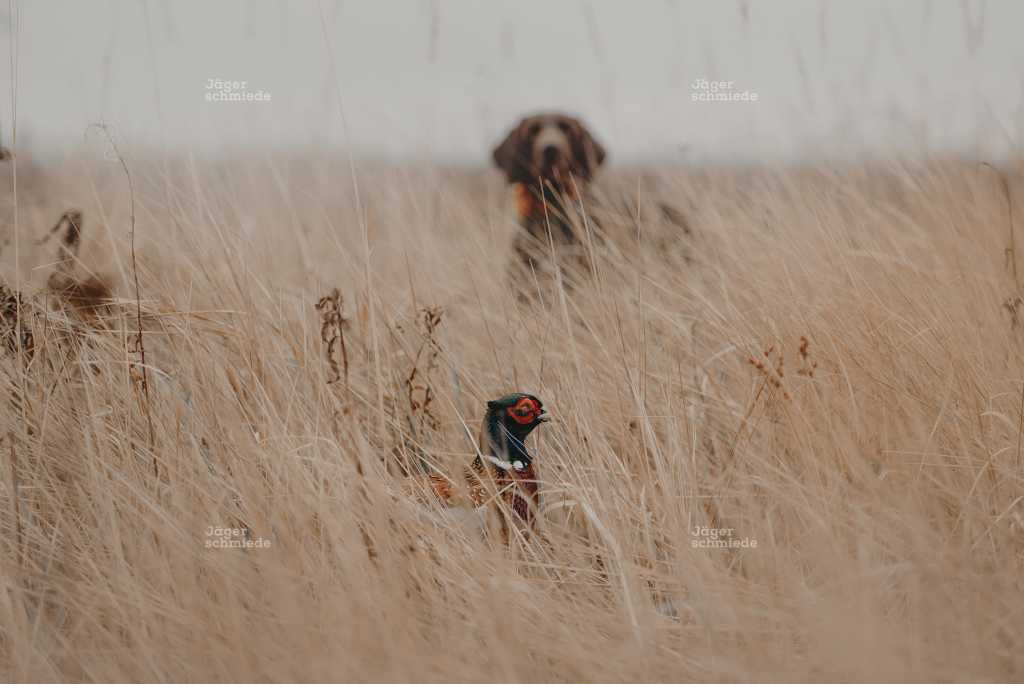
[514,185,584,242]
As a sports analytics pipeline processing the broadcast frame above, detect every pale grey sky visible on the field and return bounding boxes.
[3,1,1022,164]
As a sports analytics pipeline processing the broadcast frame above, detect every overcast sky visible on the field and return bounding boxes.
[2,1,1022,164]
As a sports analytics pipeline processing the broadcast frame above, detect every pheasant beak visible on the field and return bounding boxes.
[537,411,550,423]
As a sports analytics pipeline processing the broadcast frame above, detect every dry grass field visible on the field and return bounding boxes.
[2,152,1024,682]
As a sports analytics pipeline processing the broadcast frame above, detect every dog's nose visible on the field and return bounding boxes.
[542,145,560,165]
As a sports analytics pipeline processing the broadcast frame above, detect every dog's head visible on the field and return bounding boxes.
[492,113,606,187]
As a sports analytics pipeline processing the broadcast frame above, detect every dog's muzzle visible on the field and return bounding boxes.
[533,126,570,174]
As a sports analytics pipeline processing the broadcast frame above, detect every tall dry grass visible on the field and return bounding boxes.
[1,153,1023,682]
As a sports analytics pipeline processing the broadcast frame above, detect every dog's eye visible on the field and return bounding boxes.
[528,123,541,136]
[557,121,571,133]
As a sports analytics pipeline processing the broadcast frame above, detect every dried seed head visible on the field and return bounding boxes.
[0,284,33,357]
[316,288,349,385]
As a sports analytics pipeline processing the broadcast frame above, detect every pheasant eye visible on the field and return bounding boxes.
[507,398,539,425]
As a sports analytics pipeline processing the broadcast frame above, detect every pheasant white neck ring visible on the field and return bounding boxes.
[483,454,526,471]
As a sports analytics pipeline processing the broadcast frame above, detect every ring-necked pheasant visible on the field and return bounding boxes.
[413,393,549,541]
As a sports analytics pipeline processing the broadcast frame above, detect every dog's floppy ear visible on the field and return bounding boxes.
[568,117,606,180]
[492,121,530,183]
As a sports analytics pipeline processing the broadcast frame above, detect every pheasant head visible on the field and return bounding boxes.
[477,393,548,472]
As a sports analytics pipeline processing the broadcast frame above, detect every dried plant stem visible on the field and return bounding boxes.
[8,433,22,566]
[90,124,157,472]
[1017,382,1024,472]
[980,162,1017,290]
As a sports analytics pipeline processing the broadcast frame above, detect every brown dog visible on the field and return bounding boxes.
[492,113,606,279]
